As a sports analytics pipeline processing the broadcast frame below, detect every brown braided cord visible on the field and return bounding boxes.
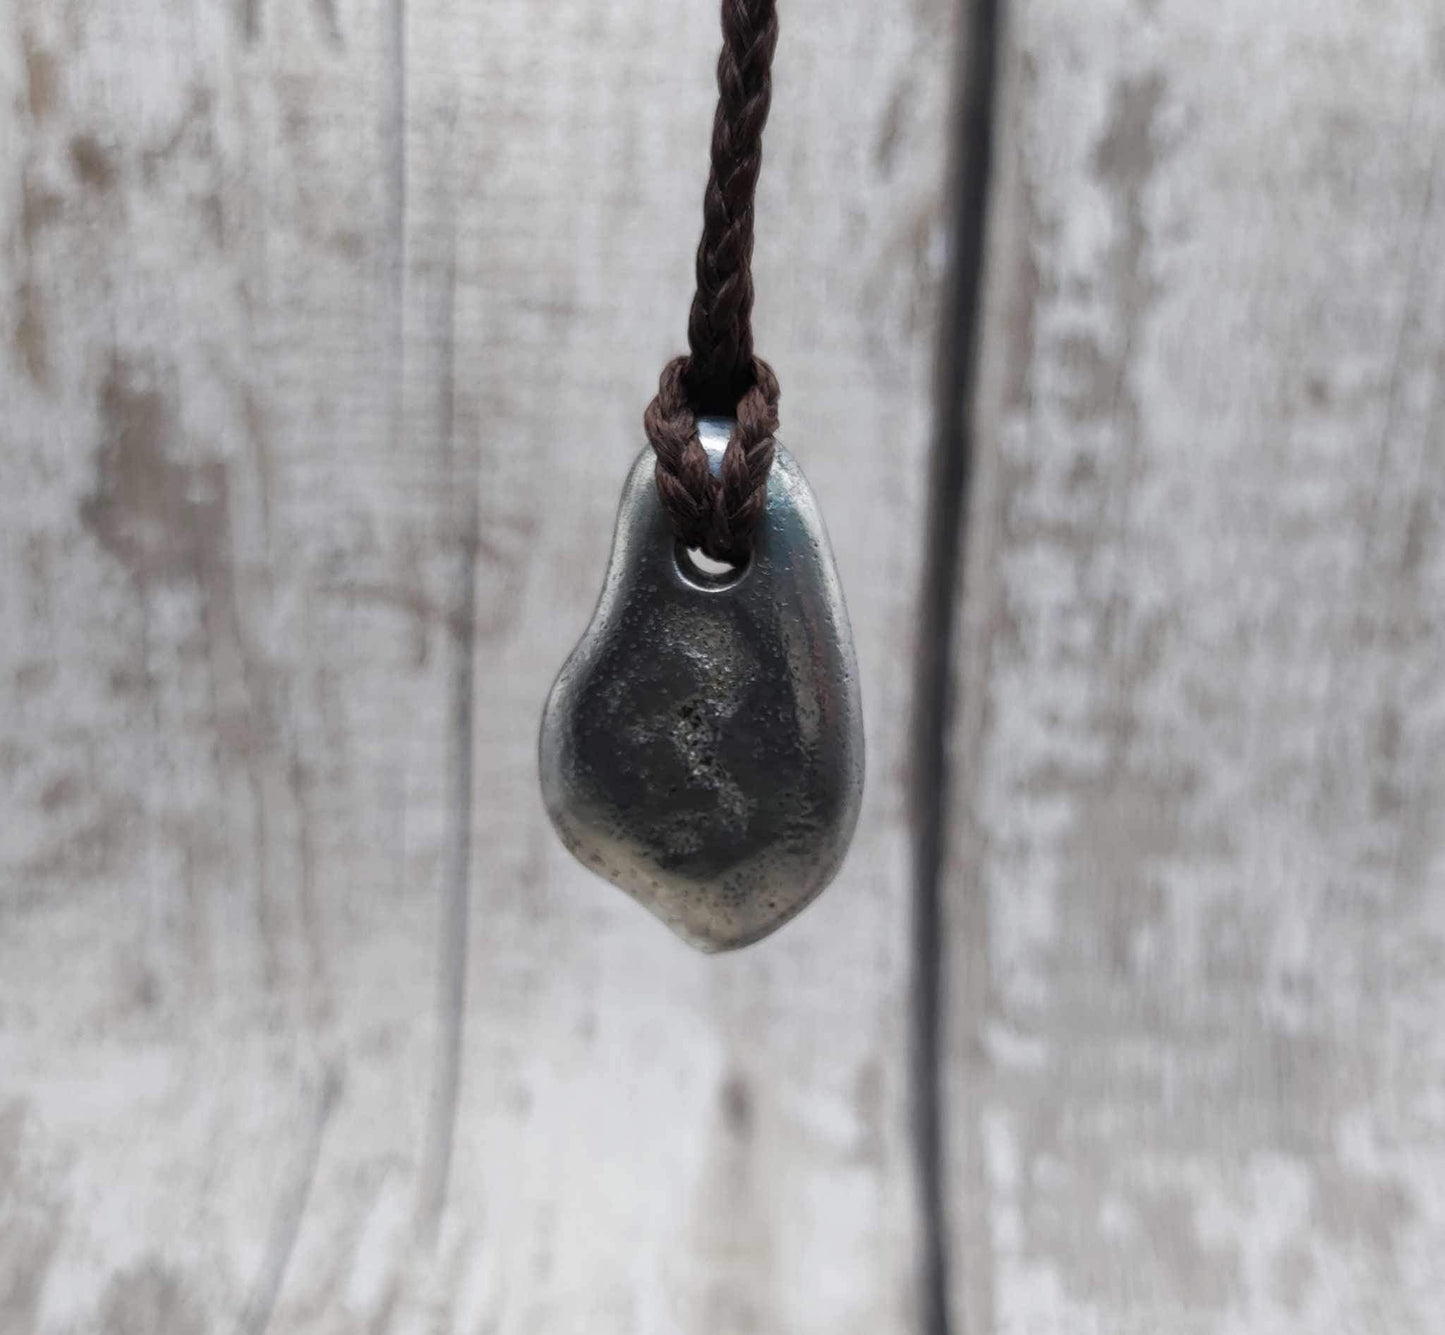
[645,0,781,565]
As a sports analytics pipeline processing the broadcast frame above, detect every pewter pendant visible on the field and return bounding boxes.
[539,419,864,952]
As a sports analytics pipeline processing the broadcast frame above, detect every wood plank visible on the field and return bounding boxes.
[943,1,1445,1330]
[0,1,960,1331]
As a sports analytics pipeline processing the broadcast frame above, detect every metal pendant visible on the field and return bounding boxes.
[539,419,864,951]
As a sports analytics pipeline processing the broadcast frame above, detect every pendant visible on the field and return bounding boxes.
[539,419,864,951]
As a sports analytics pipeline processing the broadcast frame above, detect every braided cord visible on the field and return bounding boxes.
[645,0,781,565]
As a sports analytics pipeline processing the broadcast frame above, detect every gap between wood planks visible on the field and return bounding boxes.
[910,1,1003,1333]
[414,105,472,1249]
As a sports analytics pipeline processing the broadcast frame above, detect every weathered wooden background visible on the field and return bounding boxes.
[2,0,1442,1332]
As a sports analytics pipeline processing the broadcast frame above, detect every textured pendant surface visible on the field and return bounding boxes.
[539,419,864,951]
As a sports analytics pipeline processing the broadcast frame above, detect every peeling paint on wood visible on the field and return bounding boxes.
[946,1,1445,1331]
[0,1,950,1332]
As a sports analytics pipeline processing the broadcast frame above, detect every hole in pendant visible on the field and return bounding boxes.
[676,542,748,591]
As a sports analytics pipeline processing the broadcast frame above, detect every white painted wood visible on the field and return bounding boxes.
[945,2,1445,1331]
[0,2,958,1332]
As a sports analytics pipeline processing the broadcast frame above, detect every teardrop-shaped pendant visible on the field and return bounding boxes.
[539,419,864,951]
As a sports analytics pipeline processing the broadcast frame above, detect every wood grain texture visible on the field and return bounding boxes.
[0,2,957,1332]
[944,1,1445,1331]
